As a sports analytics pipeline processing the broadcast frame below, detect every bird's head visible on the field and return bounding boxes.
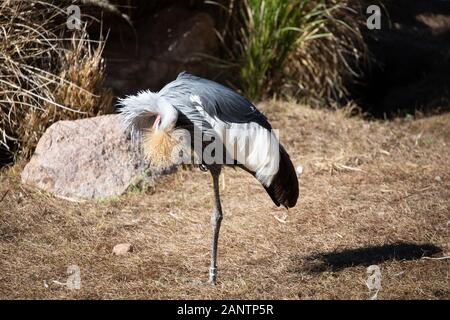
[118,91,181,168]
[118,90,178,134]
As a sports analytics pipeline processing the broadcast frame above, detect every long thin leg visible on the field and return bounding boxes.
[208,167,223,285]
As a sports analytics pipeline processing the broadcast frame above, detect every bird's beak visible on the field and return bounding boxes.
[152,114,161,131]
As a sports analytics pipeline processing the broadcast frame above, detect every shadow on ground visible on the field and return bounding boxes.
[298,242,442,273]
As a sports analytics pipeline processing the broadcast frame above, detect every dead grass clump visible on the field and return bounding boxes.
[0,0,114,157]
[283,0,368,105]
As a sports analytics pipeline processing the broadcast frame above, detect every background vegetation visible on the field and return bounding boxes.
[225,0,366,102]
[0,0,375,159]
[0,0,113,157]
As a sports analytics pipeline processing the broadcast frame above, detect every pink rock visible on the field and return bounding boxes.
[113,243,134,255]
[21,115,155,200]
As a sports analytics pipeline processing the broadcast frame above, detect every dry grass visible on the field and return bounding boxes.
[0,0,114,156]
[284,0,368,104]
[0,101,449,299]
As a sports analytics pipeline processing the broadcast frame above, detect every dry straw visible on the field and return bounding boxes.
[0,0,116,157]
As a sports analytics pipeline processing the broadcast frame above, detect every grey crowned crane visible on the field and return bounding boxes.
[118,72,299,284]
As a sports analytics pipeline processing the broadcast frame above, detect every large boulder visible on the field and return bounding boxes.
[21,115,157,200]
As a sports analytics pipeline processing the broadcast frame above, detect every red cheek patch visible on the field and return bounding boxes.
[152,114,161,130]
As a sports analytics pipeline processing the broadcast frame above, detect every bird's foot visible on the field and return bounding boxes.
[208,267,218,285]
[188,267,218,286]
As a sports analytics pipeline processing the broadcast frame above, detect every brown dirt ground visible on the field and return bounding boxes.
[0,101,449,299]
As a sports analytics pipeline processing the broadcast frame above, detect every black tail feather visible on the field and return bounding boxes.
[263,145,299,208]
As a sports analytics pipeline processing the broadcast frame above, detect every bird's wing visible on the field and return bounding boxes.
[161,73,299,208]
[174,72,272,130]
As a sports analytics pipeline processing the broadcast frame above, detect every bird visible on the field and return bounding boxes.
[118,72,299,285]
